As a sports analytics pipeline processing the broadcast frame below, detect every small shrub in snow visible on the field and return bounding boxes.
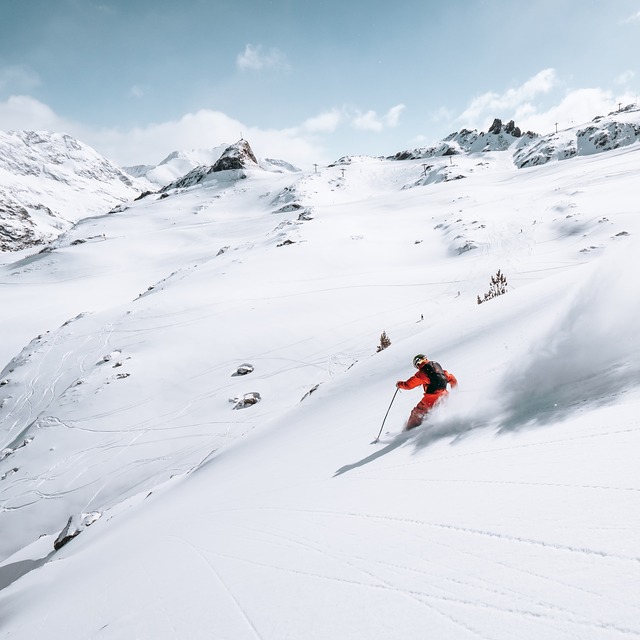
[477,269,508,304]
[376,331,391,352]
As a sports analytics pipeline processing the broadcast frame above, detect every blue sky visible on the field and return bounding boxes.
[1,0,639,168]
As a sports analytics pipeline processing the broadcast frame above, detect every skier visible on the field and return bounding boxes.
[396,354,458,430]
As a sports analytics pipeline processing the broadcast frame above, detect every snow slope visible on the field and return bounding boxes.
[1,126,639,638]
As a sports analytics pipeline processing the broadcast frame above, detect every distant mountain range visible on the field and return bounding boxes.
[2,106,639,253]
[389,105,640,168]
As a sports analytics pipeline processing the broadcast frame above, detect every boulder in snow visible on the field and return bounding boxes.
[232,364,255,377]
[230,392,261,409]
[54,512,102,551]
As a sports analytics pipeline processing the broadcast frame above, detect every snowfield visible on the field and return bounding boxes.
[1,123,639,639]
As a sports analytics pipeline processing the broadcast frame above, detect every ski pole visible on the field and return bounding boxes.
[373,387,399,443]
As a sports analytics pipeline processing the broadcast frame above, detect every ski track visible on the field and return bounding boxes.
[205,507,640,637]
[228,520,502,639]
[200,545,640,638]
[217,504,640,565]
[164,535,265,640]
[352,476,640,494]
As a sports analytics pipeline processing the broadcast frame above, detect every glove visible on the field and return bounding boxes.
[396,381,404,389]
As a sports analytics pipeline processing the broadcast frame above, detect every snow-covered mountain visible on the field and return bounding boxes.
[125,140,301,192]
[1,110,640,639]
[514,104,640,168]
[391,104,640,172]
[123,144,231,189]
[153,139,300,193]
[0,131,142,251]
[389,117,538,162]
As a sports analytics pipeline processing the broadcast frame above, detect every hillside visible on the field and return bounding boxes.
[0,131,142,251]
[1,115,639,639]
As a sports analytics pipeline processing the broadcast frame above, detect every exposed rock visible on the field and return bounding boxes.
[577,121,640,155]
[54,512,102,550]
[231,392,261,409]
[232,363,255,377]
[390,118,533,162]
[210,139,258,172]
[0,467,19,481]
[488,118,503,135]
[301,384,320,401]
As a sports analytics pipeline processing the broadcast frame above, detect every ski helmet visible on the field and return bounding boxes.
[413,354,427,368]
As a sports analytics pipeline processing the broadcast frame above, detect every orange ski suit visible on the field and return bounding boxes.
[396,362,458,429]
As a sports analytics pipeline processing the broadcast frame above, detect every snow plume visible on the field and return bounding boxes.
[412,240,640,445]
[497,242,640,431]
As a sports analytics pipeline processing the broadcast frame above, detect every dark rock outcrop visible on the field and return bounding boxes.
[210,139,258,172]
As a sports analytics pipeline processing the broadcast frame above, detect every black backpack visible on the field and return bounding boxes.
[420,361,448,393]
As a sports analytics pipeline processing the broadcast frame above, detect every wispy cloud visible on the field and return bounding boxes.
[351,104,406,132]
[623,10,640,23]
[0,64,41,92]
[129,85,146,98]
[458,69,557,128]
[513,88,637,135]
[453,69,638,136]
[615,70,635,85]
[236,44,289,72]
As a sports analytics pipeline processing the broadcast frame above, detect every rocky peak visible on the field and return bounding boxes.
[210,139,259,172]
[488,118,522,137]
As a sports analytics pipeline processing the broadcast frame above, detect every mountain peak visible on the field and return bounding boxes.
[210,139,259,172]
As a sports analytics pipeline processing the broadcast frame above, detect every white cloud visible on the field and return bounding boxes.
[384,104,405,128]
[351,104,405,132]
[453,69,638,136]
[0,64,40,92]
[0,95,73,131]
[130,85,146,98]
[0,95,330,169]
[458,68,558,128]
[623,10,640,22]
[302,109,342,133]
[91,110,327,168]
[353,110,384,132]
[513,88,637,135]
[236,44,289,72]
[615,70,635,85]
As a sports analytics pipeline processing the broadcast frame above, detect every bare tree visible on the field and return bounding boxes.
[477,269,508,304]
